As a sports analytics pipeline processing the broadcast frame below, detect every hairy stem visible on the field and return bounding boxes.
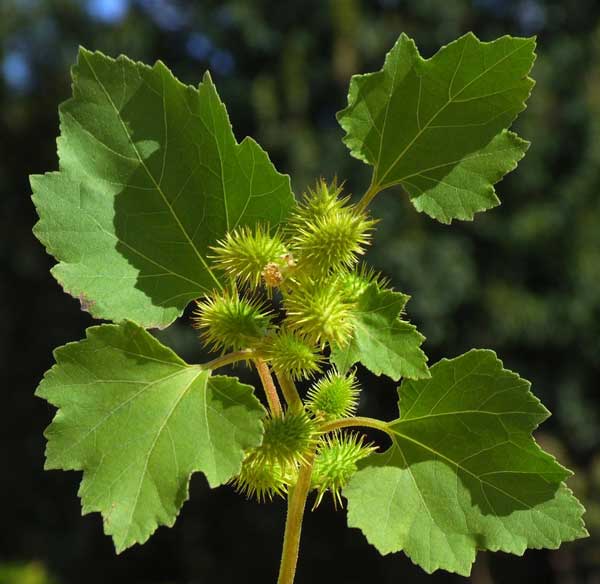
[199,349,255,370]
[320,416,391,435]
[355,181,380,214]
[275,371,304,412]
[277,454,315,584]
[254,358,283,417]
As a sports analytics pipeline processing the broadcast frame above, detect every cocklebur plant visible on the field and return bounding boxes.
[31,33,588,583]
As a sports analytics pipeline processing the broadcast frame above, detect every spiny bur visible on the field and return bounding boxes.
[212,225,287,289]
[231,454,293,503]
[193,291,272,352]
[255,411,319,469]
[287,179,375,276]
[311,432,376,508]
[259,329,323,381]
[288,178,348,222]
[283,278,355,348]
[306,369,360,420]
[336,264,389,301]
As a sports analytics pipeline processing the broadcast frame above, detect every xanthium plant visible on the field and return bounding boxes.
[31,33,588,583]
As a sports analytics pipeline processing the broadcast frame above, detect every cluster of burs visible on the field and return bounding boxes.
[194,179,384,505]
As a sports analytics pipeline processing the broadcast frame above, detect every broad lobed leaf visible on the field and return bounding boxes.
[37,321,265,552]
[330,283,429,381]
[337,33,535,223]
[344,349,587,575]
[31,48,293,328]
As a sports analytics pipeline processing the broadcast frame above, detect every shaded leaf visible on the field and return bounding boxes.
[31,48,293,328]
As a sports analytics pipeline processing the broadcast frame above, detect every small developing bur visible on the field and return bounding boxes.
[211,225,287,290]
[255,411,319,469]
[283,277,355,348]
[336,264,389,301]
[259,328,323,381]
[231,454,293,503]
[306,369,360,420]
[192,291,272,352]
[311,432,376,508]
[231,412,319,503]
[287,179,376,277]
[290,178,347,219]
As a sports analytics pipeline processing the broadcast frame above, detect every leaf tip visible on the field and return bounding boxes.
[202,69,215,87]
[76,45,92,59]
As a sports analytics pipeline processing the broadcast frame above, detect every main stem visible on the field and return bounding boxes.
[277,454,315,584]
[275,371,303,412]
[276,416,389,583]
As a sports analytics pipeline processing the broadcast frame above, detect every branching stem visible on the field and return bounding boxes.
[199,349,255,370]
[277,453,316,584]
[275,371,304,412]
[320,416,391,435]
[355,181,381,214]
[254,358,283,417]
[276,414,390,584]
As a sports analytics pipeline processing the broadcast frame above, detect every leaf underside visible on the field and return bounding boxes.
[344,350,587,575]
[337,32,535,223]
[37,321,265,552]
[31,48,294,328]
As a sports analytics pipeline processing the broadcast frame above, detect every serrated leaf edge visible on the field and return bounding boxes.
[36,321,265,553]
[336,33,537,223]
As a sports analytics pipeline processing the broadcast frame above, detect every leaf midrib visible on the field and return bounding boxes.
[373,39,531,189]
[121,367,206,546]
[391,430,535,510]
[53,366,197,462]
[82,52,222,292]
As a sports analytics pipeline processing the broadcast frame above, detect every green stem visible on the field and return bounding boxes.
[254,358,283,417]
[277,454,315,584]
[275,371,303,412]
[320,416,391,435]
[355,181,381,214]
[199,349,255,370]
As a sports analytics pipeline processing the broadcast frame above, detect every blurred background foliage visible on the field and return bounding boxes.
[0,0,598,582]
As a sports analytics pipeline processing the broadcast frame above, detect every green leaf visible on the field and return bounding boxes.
[344,350,587,575]
[337,33,535,223]
[37,321,265,552]
[330,283,429,381]
[31,48,293,328]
